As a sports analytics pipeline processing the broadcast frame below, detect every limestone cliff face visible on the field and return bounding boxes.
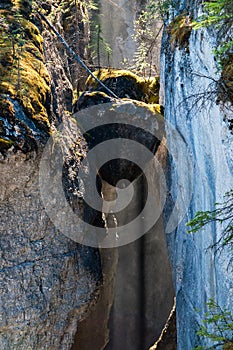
[0,1,102,349]
[161,2,233,349]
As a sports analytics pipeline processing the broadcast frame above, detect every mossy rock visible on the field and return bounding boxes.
[223,342,233,350]
[0,0,32,17]
[0,137,14,151]
[0,98,16,152]
[73,91,163,115]
[167,14,193,49]
[122,99,164,115]
[0,95,49,153]
[85,69,160,104]
[0,7,51,133]
[219,54,233,106]
[73,91,116,112]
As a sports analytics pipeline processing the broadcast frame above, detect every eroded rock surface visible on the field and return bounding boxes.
[1,2,177,349]
[0,1,102,349]
[0,151,102,350]
[161,3,233,349]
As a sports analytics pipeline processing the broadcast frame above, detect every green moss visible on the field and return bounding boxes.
[86,69,143,88]
[82,91,109,98]
[0,137,14,150]
[223,342,233,350]
[221,54,233,103]
[0,5,51,130]
[73,91,115,112]
[72,89,83,105]
[86,69,160,103]
[122,98,163,115]
[142,77,160,103]
[2,0,32,16]
[167,14,193,48]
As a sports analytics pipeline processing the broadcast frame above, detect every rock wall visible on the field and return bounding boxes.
[0,1,103,349]
[1,1,174,348]
[161,2,233,349]
[0,152,101,350]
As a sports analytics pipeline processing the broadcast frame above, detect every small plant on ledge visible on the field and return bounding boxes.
[193,299,233,350]
[193,0,233,66]
[186,190,233,253]
[193,0,233,105]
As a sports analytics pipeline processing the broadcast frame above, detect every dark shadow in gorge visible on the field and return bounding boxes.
[103,175,175,350]
[104,226,173,350]
[71,100,175,349]
[71,247,118,350]
[72,175,175,350]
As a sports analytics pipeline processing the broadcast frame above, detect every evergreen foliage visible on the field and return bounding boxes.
[186,190,233,250]
[193,0,233,67]
[194,299,233,350]
[132,0,168,76]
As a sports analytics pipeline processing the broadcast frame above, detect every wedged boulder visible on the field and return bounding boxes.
[85,68,160,103]
[73,91,115,112]
[72,77,174,350]
[73,92,164,186]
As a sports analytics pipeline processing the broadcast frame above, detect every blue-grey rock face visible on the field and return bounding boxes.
[161,8,233,350]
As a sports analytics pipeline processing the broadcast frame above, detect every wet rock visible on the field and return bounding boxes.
[150,303,177,350]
